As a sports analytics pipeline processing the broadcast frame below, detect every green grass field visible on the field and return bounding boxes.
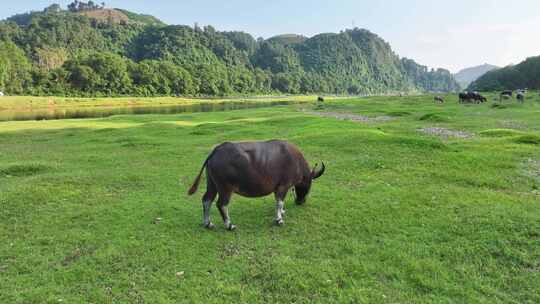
[1,94,539,303]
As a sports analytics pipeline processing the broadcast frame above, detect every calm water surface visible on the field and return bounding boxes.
[0,100,299,122]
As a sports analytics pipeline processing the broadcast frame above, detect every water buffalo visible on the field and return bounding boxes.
[458,92,470,103]
[474,92,487,103]
[500,90,512,100]
[317,96,325,102]
[187,140,326,230]
[517,92,525,102]
[434,96,444,103]
[459,92,486,104]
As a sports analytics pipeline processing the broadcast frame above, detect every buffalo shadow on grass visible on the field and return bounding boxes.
[418,113,449,123]
[0,163,52,177]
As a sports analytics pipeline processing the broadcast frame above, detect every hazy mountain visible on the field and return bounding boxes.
[454,64,499,88]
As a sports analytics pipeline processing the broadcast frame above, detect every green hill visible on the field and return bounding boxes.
[469,56,540,91]
[0,1,459,96]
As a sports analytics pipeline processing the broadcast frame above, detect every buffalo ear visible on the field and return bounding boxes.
[311,162,326,179]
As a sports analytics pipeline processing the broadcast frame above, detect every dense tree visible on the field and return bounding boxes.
[222,31,258,57]
[34,47,68,71]
[64,52,132,95]
[129,60,194,95]
[0,41,32,94]
[401,58,460,92]
[68,1,103,12]
[253,40,301,73]
[44,4,62,13]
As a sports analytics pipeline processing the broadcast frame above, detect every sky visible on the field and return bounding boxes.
[2,0,540,73]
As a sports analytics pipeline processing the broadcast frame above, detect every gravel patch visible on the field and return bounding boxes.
[499,120,528,130]
[523,158,540,196]
[417,127,474,139]
[524,158,540,182]
[306,111,394,123]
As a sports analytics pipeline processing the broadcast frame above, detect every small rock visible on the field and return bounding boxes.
[176,271,184,278]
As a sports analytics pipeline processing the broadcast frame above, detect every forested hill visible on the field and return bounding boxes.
[0,2,460,96]
[468,56,540,91]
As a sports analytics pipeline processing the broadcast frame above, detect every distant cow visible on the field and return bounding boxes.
[434,96,444,103]
[317,96,325,102]
[500,90,512,100]
[459,92,470,103]
[187,140,326,230]
[517,92,525,103]
[459,92,486,104]
[473,92,487,103]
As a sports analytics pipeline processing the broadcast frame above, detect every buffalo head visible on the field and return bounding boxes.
[295,162,326,204]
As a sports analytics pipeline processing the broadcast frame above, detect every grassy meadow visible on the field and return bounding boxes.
[1,94,539,303]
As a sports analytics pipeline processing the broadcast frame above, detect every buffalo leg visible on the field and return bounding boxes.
[274,188,288,226]
[201,176,217,229]
[217,190,235,231]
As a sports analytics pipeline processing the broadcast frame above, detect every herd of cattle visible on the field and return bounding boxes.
[458,91,488,103]
[434,89,528,104]
[499,89,527,102]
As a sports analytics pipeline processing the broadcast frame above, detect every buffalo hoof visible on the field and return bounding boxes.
[204,222,215,229]
[276,219,284,226]
[227,224,236,231]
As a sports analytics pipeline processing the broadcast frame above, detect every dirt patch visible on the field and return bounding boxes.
[499,120,528,130]
[79,9,129,24]
[305,111,394,123]
[524,159,540,182]
[61,247,95,267]
[524,159,540,195]
[417,127,474,139]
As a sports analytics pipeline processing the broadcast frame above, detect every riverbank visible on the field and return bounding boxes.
[0,95,321,111]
